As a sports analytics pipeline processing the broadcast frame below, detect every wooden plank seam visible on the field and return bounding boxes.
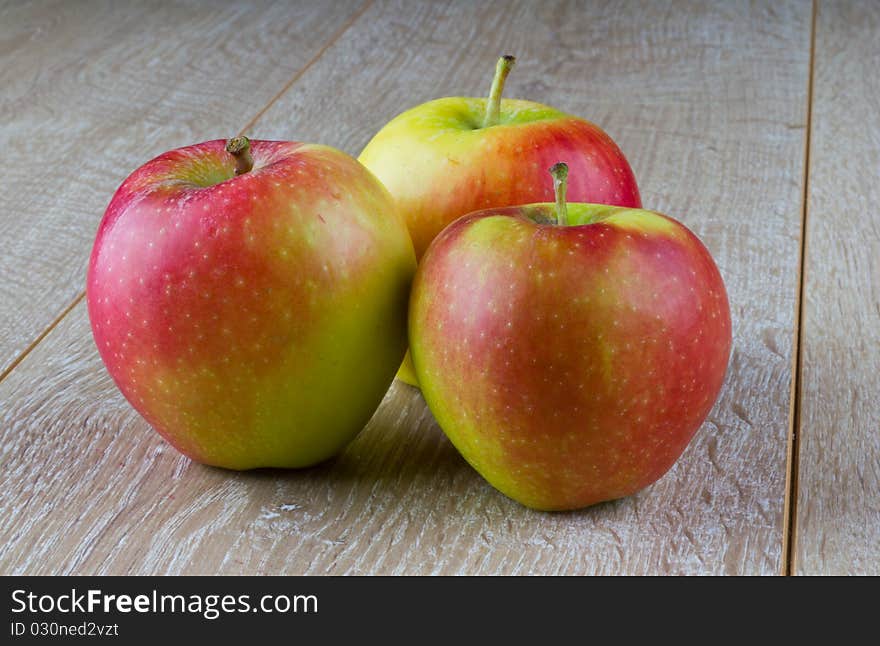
[782,0,818,577]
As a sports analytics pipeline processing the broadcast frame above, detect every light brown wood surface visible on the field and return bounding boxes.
[0,0,364,377]
[0,0,825,575]
[794,0,880,575]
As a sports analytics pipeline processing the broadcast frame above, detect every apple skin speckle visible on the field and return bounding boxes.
[409,204,732,511]
[87,139,416,469]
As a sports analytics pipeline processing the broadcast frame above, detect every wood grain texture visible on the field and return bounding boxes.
[794,0,880,575]
[0,0,811,575]
[0,0,362,375]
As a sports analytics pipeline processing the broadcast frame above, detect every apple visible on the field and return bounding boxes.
[87,137,416,469]
[359,55,642,386]
[409,163,731,510]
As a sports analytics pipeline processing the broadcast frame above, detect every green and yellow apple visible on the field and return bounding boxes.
[359,56,642,386]
[409,164,731,510]
[87,138,416,469]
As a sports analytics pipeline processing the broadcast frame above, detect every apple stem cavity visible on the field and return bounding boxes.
[549,163,569,226]
[483,55,516,128]
[226,136,254,176]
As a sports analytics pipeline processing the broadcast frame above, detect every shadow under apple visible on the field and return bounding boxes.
[216,380,637,523]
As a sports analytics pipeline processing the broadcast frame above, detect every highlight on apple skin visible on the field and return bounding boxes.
[359,55,642,387]
[87,138,416,470]
[408,163,732,511]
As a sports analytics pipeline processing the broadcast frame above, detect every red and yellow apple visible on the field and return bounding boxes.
[359,56,642,385]
[409,164,731,510]
[87,138,416,469]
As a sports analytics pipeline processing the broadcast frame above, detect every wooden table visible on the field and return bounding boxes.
[1,0,876,576]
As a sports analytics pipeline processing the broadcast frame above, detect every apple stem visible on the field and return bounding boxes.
[226,136,253,175]
[483,55,516,128]
[550,163,569,226]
